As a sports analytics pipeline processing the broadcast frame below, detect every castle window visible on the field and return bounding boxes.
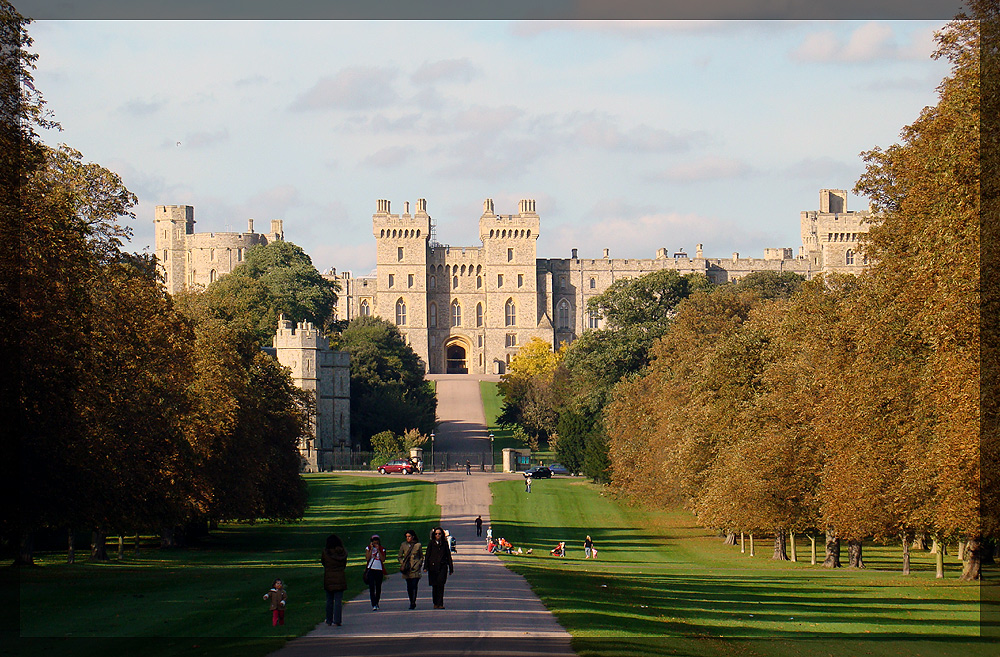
[517,274,523,288]
[479,354,484,367]
[588,310,600,329]
[505,298,516,326]
[210,269,218,283]
[453,276,459,289]
[452,300,462,327]
[559,276,566,290]
[846,249,854,265]
[395,298,407,325]
[478,334,483,347]
[388,274,395,288]
[398,247,404,261]
[429,302,438,328]
[211,248,216,261]
[430,275,436,289]
[237,248,244,261]
[507,248,514,262]
[476,275,482,289]
[506,333,517,347]
[557,299,570,329]
[498,274,504,288]
[476,302,483,327]
[408,273,414,288]
[590,278,596,289]
[162,249,168,262]
[360,299,371,316]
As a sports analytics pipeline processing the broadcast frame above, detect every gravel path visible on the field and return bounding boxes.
[270,378,576,657]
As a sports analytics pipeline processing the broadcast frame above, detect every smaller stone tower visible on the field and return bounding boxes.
[154,205,195,293]
[273,316,350,472]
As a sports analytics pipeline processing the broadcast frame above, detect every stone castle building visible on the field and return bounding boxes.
[268,317,351,471]
[153,189,870,377]
[324,189,870,375]
[154,204,284,295]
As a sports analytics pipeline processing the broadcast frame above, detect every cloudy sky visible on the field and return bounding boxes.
[30,20,951,275]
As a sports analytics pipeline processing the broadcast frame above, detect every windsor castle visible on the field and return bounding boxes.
[155,188,870,378]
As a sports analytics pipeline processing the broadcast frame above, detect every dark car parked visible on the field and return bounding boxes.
[523,466,552,479]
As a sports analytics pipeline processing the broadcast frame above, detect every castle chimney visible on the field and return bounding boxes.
[248,218,254,233]
[404,201,410,214]
[271,219,284,239]
[484,198,494,215]
[417,198,426,213]
[732,252,739,262]
[571,248,578,259]
[603,248,609,259]
[696,243,703,258]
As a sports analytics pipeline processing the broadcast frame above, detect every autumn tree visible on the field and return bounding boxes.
[497,337,564,440]
[853,15,982,579]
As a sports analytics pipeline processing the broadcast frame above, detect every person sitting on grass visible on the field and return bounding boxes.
[549,541,566,557]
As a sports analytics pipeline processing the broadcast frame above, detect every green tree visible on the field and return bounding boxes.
[331,316,436,446]
[201,240,339,344]
[733,271,805,300]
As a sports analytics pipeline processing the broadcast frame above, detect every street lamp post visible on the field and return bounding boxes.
[430,433,435,473]
[489,433,494,473]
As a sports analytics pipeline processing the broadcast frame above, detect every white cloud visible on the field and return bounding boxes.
[291,67,399,111]
[363,145,417,168]
[573,119,701,153]
[653,156,755,183]
[412,58,477,85]
[792,22,936,63]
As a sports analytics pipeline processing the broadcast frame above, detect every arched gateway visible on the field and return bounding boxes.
[445,339,469,374]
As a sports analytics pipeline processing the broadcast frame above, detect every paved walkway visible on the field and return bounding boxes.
[270,377,576,657]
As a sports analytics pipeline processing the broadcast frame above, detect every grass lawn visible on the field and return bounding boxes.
[489,478,998,657]
[12,474,438,657]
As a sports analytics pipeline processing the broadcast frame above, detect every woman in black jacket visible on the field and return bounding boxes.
[423,526,454,609]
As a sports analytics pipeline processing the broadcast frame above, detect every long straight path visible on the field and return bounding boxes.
[270,377,576,657]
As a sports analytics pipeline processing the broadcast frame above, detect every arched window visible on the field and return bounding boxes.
[429,275,436,289]
[557,299,570,329]
[210,269,217,283]
[588,310,600,329]
[590,277,596,289]
[429,302,438,327]
[846,249,854,265]
[162,249,168,262]
[360,299,371,316]
[210,248,216,261]
[452,300,462,326]
[476,275,482,289]
[476,302,484,327]
[453,275,459,289]
[395,298,407,325]
[505,298,516,326]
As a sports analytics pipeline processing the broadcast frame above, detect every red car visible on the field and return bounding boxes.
[378,459,415,475]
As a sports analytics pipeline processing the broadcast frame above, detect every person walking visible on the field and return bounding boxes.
[364,534,387,610]
[398,529,423,610]
[475,515,483,537]
[424,526,454,609]
[525,475,532,493]
[465,459,472,475]
[263,578,288,626]
[321,534,348,626]
[486,525,493,541]
[584,535,595,559]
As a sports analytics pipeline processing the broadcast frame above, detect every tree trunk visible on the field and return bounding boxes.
[848,539,865,568]
[117,535,124,560]
[823,530,841,568]
[723,533,737,546]
[789,531,797,562]
[935,547,944,578]
[134,533,141,556]
[740,532,745,554]
[90,530,109,561]
[161,527,177,548]
[959,537,982,581]
[930,537,938,554]
[957,540,965,561]
[902,535,910,575]
[14,533,35,566]
[913,533,928,551]
[983,539,996,565]
[68,528,76,565]
[809,535,817,565]
[772,531,789,560]
[749,534,755,557]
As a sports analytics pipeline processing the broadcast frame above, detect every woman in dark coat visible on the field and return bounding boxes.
[321,534,348,626]
[398,529,423,610]
[423,526,454,609]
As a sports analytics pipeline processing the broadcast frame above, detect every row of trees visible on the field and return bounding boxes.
[498,16,987,579]
[9,7,313,563]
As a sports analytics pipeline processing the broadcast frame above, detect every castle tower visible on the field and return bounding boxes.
[154,205,195,293]
[372,199,432,368]
[273,316,343,472]
[479,199,541,371]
